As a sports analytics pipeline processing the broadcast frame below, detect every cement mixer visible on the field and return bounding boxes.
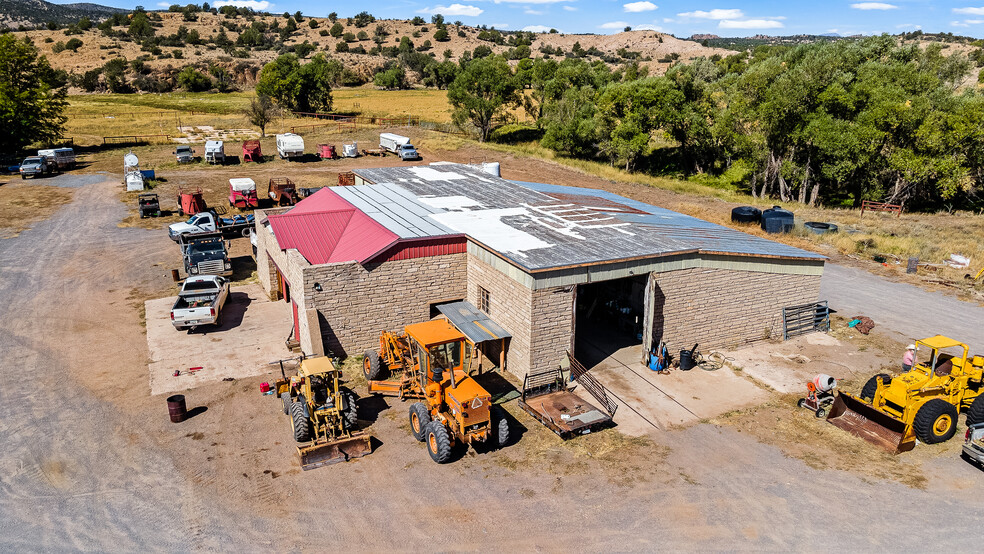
[797,374,837,418]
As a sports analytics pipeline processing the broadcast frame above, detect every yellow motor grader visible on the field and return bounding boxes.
[274,356,372,469]
[828,335,984,453]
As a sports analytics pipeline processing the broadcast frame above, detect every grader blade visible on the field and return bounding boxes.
[826,393,916,454]
[298,432,372,470]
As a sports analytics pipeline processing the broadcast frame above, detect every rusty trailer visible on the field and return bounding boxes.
[519,368,615,439]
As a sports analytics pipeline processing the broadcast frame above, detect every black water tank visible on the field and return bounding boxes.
[761,205,794,233]
[731,206,762,224]
[804,221,838,234]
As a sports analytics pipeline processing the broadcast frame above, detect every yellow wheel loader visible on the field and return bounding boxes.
[828,335,984,453]
[274,356,372,469]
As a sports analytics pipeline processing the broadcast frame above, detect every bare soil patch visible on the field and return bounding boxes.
[0,182,75,238]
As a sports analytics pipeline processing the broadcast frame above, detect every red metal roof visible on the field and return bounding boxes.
[268,189,399,264]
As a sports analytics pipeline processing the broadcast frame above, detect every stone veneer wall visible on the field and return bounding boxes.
[466,253,535,377]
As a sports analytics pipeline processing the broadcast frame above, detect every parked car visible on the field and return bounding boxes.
[205,140,225,164]
[168,209,255,242]
[170,275,230,331]
[19,156,54,179]
[963,421,984,469]
[174,145,195,163]
[180,233,232,277]
[379,133,420,161]
[276,133,304,160]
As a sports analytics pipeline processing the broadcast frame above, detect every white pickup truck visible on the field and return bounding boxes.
[168,210,255,242]
[170,275,230,330]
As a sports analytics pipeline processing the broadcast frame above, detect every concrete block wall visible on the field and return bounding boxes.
[651,267,822,352]
[466,253,534,378]
[302,253,467,358]
[530,286,575,376]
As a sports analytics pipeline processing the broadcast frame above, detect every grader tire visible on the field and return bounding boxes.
[913,399,958,444]
[861,373,890,401]
[409,402,430,442]
[967,394,984,426]
[281,392,292,415]
[341,388,359,429]
[363,349,382,381]
[491,405,510,448]
[425,422,452,464]
[290,402,311,442]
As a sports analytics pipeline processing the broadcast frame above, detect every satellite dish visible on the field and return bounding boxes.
[124,152,139,167]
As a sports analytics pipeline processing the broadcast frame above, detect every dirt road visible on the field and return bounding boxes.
[821,263,984,346]
[2,174,984,550]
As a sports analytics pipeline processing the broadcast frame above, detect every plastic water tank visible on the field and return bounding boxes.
[731,206,762,224]
[804,221,838,234]
[761,205,794,233]
[481,162,501,177]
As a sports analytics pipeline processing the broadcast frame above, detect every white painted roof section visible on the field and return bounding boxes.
[331,183,456,239]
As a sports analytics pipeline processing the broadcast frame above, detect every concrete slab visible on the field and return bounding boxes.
[145,284,292,396]
[580,343,770,437]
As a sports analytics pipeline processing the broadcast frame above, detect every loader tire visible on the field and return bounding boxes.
[913,399,958,444]
[861,373,890,401]
[290,402,311,442]
[281,391,292,415]
[425,421,452,464]
[363,349,382,381]
[409,402,430,442]
[341,388,359,429]
[967,394,984,426]
[491,405,510,448]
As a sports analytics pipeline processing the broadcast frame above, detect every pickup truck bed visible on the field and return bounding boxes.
[518,368,615,439]
[171,276,229,330]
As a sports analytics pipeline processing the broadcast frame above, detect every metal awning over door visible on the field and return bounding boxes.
[436,301,512,344]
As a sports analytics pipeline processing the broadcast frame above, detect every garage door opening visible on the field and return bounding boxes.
[574,274,648,367]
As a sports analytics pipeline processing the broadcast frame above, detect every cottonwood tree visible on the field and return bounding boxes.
[447,56,518,141]
[0,35,68,152]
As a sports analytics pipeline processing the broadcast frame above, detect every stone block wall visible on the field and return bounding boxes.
[650,267,822,352]
[529,287,575,376]
[302,253,467,358]
[466,253,534,378]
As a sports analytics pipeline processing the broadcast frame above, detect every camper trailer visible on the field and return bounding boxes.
[276,133,305,160]
[204,141,226,164]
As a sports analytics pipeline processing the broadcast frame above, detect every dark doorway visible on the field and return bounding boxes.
[429,299,464,319]
[574,274,647,367]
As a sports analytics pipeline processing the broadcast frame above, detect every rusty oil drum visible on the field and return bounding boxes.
[167,394,187,423]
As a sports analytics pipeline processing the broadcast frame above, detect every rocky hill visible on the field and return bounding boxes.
[0,0,124,28]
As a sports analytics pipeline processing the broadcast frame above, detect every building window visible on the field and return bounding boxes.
[478,286,490,314]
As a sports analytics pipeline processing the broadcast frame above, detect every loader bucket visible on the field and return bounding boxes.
[297,432,373,470]
[826,393,916,454]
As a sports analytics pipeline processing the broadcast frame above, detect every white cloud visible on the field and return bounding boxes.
[719,18,785,29]
[599,21,630,29]
[522,24,554,32]
[954,7,984,15]
[663,17,675,22]
[677,9,743,19]
[156,1,170,7]
[417,3,483,16]
[895,23,921,29]
[214,0,272,9]
[634,24,665,31]
[850,3,897,10]
[563,5,577,11]
[524,8,544,14]
[624,1,657,13]
[490,23,510,28]
[492,0,570,4]
[952,20,970,27]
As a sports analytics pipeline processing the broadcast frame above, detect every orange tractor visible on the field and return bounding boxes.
[363,319,510,463]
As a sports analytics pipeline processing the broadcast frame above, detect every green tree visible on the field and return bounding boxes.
[329,22,343,37]
[0,35,68,152]
[177,66,212,91]
[374,66,409,89]
[256,53,334,113]
[447,55,518,141]
[433,28,449,42]
[128,11,155,38]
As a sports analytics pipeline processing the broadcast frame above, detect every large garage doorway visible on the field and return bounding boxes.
[574,274,648,367]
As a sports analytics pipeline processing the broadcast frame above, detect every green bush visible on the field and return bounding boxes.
[490,124,544,144]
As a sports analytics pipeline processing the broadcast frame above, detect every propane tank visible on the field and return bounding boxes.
[813,374,836,393]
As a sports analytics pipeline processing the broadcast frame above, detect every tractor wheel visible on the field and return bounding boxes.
[860,373,890,401]
[290,402,311,442]
[281,391,292,415]
[363,349,382,381]
[425,421,452,464]
[409,402,430,442]
[491,405,510,448]
[967,394,984,426]
[913,399,958,444]
[341,387,359,429]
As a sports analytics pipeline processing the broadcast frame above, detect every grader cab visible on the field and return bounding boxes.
[828,335,984,453]
[363,319,510,463]
[274,356,372,469]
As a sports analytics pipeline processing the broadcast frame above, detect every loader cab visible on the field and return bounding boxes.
[913,336,969,379]
[296,356,340,411]
[405,319,467,385]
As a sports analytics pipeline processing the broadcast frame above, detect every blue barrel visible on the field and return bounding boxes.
[761,206,794,233]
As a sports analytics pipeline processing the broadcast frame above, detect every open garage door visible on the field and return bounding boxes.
[573,274,647,368]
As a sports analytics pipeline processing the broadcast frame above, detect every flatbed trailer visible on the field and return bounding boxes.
[519,368,615,439]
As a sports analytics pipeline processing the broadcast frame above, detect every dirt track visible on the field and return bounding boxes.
[2,172,984,550]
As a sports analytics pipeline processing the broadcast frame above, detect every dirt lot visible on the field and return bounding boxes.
[3,167,984,550]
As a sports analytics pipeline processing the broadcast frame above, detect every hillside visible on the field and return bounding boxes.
[11,10,729,87]
[0,0,124,28]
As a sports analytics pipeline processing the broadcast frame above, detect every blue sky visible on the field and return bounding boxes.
[58,1,984,37]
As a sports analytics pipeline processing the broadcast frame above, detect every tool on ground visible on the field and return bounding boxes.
[679,343,699,371]
[827,335,984,453]
[648,342,669,373]
[363,319,510,463]
[273,356,371,470]
[797,374,838,418]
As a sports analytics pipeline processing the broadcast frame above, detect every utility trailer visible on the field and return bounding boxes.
[519,368,615,439]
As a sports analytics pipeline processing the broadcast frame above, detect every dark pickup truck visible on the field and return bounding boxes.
[180,233,232,277]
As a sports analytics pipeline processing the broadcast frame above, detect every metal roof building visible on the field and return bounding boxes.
[256,162,825,380]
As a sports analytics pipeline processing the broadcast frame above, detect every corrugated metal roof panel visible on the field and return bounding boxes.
[267,209,398,265]
[333,183,456,238]
[437,301,512,344]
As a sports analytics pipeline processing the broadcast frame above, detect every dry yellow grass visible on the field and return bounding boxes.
[332,89,452,123]
[0,183,75,238]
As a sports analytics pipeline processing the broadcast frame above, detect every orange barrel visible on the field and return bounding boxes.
[167,394,187,423]
[171,269,180,282]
